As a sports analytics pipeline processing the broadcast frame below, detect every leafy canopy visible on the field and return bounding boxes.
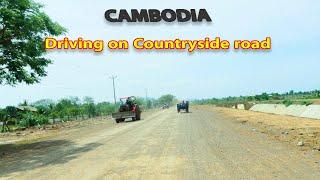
[158,94,176,106]
[0,0,66,85]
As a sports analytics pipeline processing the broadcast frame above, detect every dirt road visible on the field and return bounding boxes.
[1,107,320,179]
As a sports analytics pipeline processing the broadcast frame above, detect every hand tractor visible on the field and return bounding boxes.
[177,101,189,113]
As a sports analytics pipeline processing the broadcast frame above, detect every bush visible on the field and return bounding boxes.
[0,109,5,121]
[282,100,293,107]
[19,113,49,128]
[301,101,313,106]
[37,115,49,125]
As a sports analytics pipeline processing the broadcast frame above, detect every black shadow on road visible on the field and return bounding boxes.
[0,140,102,177]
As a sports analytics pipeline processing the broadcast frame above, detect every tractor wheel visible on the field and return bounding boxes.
[177,108,180,113]
[186,108,189,113]
[135,112,141,120]
[116,118,125,123]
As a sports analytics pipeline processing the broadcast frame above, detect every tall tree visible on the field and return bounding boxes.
[83,97,96,118]
[158,94,176,106]
[0,0,66,85]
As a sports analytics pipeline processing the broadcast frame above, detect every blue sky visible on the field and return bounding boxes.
[1,0,320,106]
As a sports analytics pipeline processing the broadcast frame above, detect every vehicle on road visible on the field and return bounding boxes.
[112,96,141,123]
[177,101,189,113]
[161,104,170,109]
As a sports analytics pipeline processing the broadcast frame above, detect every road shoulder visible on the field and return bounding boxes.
[202,105,320,155]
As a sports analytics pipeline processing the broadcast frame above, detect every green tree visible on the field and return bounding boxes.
[254,93,269,101]
[79,106,86,120]
[70,107,80,120]
[134,97,145,107]
[55,99,74,120]
[146,99,152,109]
[0,108,10,132]
[85,103,96,118]
[289,90,294,95]
[158,94,176,106]
[33,99,55,108]
[32,99,55,116]
[5,106,18,119]
[96,102,114,116]
[83,97,96,118]
[0,0,66,85]
[83,96,94,104]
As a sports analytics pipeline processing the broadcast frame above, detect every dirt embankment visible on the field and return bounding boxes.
[212,106,320,152]
[0,117,110,143]
[0,116,113,159]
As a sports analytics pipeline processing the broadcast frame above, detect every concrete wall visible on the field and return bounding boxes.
[250,104,287,115]
[232,103,247,110]
[237,104,245,110]
[300,105,320,119]
[286,105,308,117]
[249,104,320,120]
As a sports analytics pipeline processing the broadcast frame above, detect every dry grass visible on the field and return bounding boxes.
[208,106,320,152]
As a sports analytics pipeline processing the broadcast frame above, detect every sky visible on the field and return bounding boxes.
[1,0,320,107]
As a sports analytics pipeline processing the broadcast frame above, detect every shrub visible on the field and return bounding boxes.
[301,101,313,106]
[282,100,293,107]
[19,113,49,128]
[37,115,49,125]
[0,109,5,121]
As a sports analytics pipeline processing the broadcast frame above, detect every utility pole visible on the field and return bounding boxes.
[110,75,117,108]
[145,88,148,101]
[145,88,148,109]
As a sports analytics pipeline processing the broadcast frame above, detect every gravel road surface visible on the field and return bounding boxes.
[1,107,319,179]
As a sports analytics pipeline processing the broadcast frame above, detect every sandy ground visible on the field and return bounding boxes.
[0,117,111,145]
[213,106,320,151]
[0,107,320,179]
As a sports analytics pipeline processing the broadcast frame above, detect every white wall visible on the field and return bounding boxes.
[249,104,320,120]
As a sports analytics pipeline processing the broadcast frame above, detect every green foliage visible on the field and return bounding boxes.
[282,100,293,107]
[5,106,19,118]
[19,113,49,128]
[254,93,269,101]
[84,103,96,118]
[83,97,96,118]
[146,99,152,109]
[158,94,176,106]
[134,97,145,106]
[0,108,6,121]
[1,94,177,132]
[301,101,312,106]
[0,109,10,132]
[83,96,94,104]
[193,90,320,107]
[69,107,80,119]
[0,0,66,85]
[96,102,114,116]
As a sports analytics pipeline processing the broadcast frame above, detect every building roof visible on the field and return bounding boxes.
[17,106,37,112]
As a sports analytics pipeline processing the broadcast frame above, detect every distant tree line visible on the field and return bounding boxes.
[0,94,176,132]
[193,90,320,107]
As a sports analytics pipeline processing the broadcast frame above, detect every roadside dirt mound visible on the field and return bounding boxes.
[212,106,320,152]
[313,100,320,105]
[0,117,111,147]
